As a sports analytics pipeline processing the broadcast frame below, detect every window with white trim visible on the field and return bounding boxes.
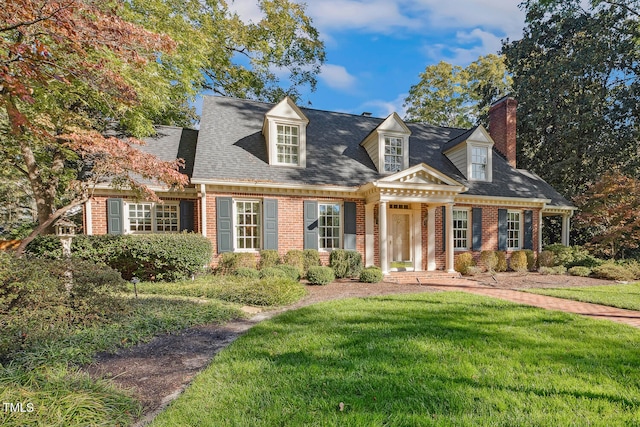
[471,146,488,180]
[384,136,404,172]
[319,203,341,250]
[128,203,153,232]
[507,211,521,250]
[276,124,299,165]
[127,202,179,233]
[453,209,469,250]
[156,204,179,232]
[235,200,261,250]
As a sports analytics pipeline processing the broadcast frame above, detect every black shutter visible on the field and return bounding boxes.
[107,198,123,235]
[441,206,446,252]
[303,200,319,250]
[216,197,233,253]
[179,200,195,232]
[472,207,482,251]
[523,210,533,250]
[263,199,278,250]
[343,201,356,250]
[498,209,508,251]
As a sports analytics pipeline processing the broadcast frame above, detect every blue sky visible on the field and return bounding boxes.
[217,0,527,119]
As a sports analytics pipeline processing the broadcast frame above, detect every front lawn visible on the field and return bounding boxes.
[527,282,640,311]
[152,292,640,427]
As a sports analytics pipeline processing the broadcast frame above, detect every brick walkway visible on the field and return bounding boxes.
[424,277,640,329]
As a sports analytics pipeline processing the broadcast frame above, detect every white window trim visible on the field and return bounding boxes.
[267,119,307,168]
[124,201,180,234]
[318,201,343,251]
[232,199,262,252]
[379,133,409,174]
[467,143,492,182]
[507,210,522,250]
[452,207,470,251]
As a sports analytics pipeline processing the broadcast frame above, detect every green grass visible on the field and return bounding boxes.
[151,292,640,427]
[1,294,243,427]
[527,283,640,311]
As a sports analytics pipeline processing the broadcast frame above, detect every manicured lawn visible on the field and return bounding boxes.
[151,292,640,427]
[527,282,640,311]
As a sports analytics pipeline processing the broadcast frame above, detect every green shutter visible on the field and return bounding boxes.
[216,197,233,253]
[472,207,482,251]
[498,209,508,251]
[343,201,356,250]
[523,210,533,250]
[180,200,195,232]
[263,199,278,250]
[107,198,123,235]
[303,200,318,250]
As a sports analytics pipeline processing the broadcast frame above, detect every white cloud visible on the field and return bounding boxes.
[319,64,358,91]
[226,0,264,23]
[308,1,420,33]
[355,93,408,118]
[424,28,504,65]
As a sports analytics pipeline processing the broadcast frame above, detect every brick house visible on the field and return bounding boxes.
[84,95,574,273]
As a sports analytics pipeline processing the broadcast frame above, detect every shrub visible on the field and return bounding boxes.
[258,250,280,269]
[538,266,567,275]
[543,244,600,268]
[509,251,528,273]
[495,251,507,272]
[592,263,636,281]
[329,250,363,278]
[259,267,287,279]
[523,249,536,271]
[616,259,640,280]
[466,266,483,276]
[274,264,302,281]
[218,252,257,275]
[544,244,573,266]
[206,276,306,306]
[303,249,322,273]
[283,249,305,274]
[480,250,498,272]
[454,253,475,275]
[537,251,555,268]
[568,266,592,277]
[306,266,335,285]
[359,266,383,283]
[233,267,260,279]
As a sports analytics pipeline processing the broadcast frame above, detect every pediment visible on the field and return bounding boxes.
[467,125,493,145]
[378,163,464,187]
[264,96,309,123]
[377,112,411,135]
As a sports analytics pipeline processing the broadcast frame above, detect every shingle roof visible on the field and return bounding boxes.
[188,96,572,207]
[142,125,198,178]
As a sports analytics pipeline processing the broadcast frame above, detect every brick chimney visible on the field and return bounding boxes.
[488,96,518,168]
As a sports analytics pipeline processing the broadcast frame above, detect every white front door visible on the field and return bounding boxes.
[390,213,412,270]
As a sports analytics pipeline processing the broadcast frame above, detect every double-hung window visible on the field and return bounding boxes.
[471,146,488,181]
[155,204,179,232]
[318,203,341,250]
[507,211,521,250]
[127,202,179,233]
[235,200,261,250]
[453,209,469,250]
[276,124,300,165]
[128,203,153,232]
[384,137,404,172]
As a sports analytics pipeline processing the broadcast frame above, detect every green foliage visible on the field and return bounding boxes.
[283,249,305,274]
[258,250,280,269]
[303,249,322,273]
[568,266,592,277]
[480,250,498,272]
[359,266,383,283]
[306,266,335,285]
[233,267,260,279]
[329,250,363,278]
[404,55,512,127]
[538,250,555,268]
[538,266,567,275]
[259,267,288,279]
[524,249,537,271]
[495,251,508,272]
[454,252,476,275]
[217,252,257,275]
[274,264,302,282]
[510,251,529,272]
[592,263,638,282]
[543,244,603,268]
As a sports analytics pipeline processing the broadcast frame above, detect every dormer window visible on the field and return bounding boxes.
[471,146,488,180]
[384,136,404,172]
[276,124,300,165]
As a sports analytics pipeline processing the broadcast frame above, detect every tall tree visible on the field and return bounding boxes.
[502,0,640,199]
[403,54,512,127]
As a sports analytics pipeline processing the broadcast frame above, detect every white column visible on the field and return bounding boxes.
[412,207,422,272]
[538,210,543,251]
[445,203,455,273]
[562,214,571,246]
[365,203,375,267]
[427,206,436,271]
[84,200,93,235]
[379,201,388,274]
[200,184,207,237]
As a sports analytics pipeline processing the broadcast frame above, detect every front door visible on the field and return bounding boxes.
[390,213,412,270]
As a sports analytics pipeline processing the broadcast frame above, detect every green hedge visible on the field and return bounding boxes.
[26,233,212,282]
[359,267,383,283]
[329,250,363,278]
[306,266,335,285]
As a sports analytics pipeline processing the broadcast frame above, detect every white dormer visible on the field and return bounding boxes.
[262,97,309,167]
[360,113,411,174]
[443,126,494,182]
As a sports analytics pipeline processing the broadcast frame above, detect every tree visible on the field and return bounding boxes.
[574,171,640,259]
[403,54,512,127]
[502,0,640,199]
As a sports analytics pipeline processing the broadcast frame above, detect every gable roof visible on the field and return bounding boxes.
[187,96,572,207]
